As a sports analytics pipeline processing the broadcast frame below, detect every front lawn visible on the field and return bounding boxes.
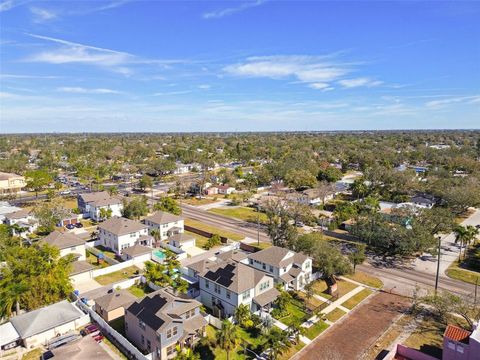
[446,244,480,285]
[311,280,333,300]
[183,197,219,206]
[337,279,359,295]
[94,266,141,285]
[185,219,244,241]
[304,320,329,340]
[325,308,346,322]
[208,207,268,224]
[446,263,480,285]
[273,299,309,327]
[345,271,384,288]
[296,291,324,310]
[341,288,373,310]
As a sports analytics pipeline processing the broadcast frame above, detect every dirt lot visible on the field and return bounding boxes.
[293,292,410,360]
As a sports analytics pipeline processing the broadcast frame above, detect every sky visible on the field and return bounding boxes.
[0,0,479,133]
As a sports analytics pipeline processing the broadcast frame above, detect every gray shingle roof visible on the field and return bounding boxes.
[252,288,280,307]
[98,216,147,236]
[40,230,84,250]
[144,211,182,225]
[95,290,136,312]
[10,301,83,339]
[79,192,122,207]
[247,246,295,268]
[122,244,152,257]
[168,233,195,244]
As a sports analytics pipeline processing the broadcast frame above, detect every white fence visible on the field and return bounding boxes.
[204,314,233,329]
[76,300,152,360]
[91,259,142,277]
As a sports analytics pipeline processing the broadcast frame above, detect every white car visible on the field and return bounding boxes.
[60,190,71,195]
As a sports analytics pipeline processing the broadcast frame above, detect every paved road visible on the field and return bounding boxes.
[181,205,477,296]
[180,204,271,243]
[293,292,410,360]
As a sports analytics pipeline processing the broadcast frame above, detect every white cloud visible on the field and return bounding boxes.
[308,82,333,91]
[198,84,211,89]
[224,55,350,90]
[30,7,57,22]
[57,87,122,94]
[203,0,266,19]
[0,0,14,12]
[0,73,61,79]
[425,95,480,108]
[152,90,192,96]
[338,77,383,88]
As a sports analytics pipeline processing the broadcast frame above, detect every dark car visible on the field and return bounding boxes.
[66,224,75,230]
[75,222,84,228]
[80,324,99,336]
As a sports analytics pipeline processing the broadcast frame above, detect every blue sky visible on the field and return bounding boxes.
[0,0,479,133]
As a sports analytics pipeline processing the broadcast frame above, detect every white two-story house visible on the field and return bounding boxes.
[189,255,279,318]
[144,211,184,241]
[77,192,123,221]
[98,216,152,255]
[3,209,38,237]
[40,230,86,261]
[247,246,313,291]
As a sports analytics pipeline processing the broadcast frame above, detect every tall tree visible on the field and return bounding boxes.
[216,320,237,360]
[25,170,53,198]
[348,244,366,273]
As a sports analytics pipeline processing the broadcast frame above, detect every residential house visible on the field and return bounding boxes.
[205,186,218,195]
[442,324,480,360]
[247,246,313,291]
[3,209,38,236]
[0,172,26,195]
[94,290,137,322]
[125,288,207,359]
[121,244,153,263]
[8,301,89,348]
[144,211,184,241]
[77,192,123,221]
[98,216,152,255]
[191,257,279,318]
[0,201,21,222]
[410,193,436,209]
[40,230,86,261]
[56,212,80,227]
[217,185,235,195]
[168,233,196,251]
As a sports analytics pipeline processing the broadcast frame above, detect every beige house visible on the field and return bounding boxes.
[94,290,137,322]
[125,288,206,359]
[40,230,86,261]
[0,172,26,195]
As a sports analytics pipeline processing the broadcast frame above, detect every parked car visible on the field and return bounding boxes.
[60,190,71,195]
[93,334,104,343]
[75,222,83,228]
[66,223,75,230]
[81,324,98,336]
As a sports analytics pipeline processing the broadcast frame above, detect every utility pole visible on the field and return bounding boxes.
[434,235,442,296]
[475,277,478,308]
[257,214,260,246]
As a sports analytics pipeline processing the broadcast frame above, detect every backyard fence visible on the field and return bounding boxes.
[76,300,152,360]
[85,243,120,265]
[184,225,229,243]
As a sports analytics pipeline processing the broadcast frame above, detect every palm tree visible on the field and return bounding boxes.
[286,321,305,345]
[174,346,200,360]
[0,281,28,318]
[454,225,479,260]
[234,303,251,327]
[266,327,290,360]
[216,320,237,360]
[150,229,161,247]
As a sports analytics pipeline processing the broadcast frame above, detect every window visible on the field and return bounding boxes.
[269,266,273,272]
[139,320,146,330]
[249,259,253,265]
[305,262,311,269]
[125,322,128,331]
[262,263,266,270]
[241,290,251,300]
[283,267,287,272]
[260,281,270,291]
[141,335,144,344]
[172,327,177,336]
[457,345,464,354]
[205,280,209,288]
[147,340,151,351]
[166,344,176,356]
[70,246,76,251]
[167,328,172,338]
[226,290,231,299]
[214,284,221,294]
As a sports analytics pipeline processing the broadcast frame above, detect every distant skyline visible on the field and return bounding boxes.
[0,0,479,133]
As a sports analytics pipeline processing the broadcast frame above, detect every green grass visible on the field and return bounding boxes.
[185,219,244,241]
[85,251,109,268]
[446,262,480,285]
[325,308,347,322]
[183,197,219,206]
[22,349,42,360]
[208,206,268,224]
[345,271,383,288]
[311,280,333,300]
[296,291,325,310]
[95,245,117,260]
[273,299,309,327]
[185,230,211,249]
[341,288,373,310]
[304,320,329,340]
[103,336,128,360]
[109,317,126,336]
[337,279,359,296]
[127,283,154,298]
[94,266,141,285]
[279,342,305,360]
